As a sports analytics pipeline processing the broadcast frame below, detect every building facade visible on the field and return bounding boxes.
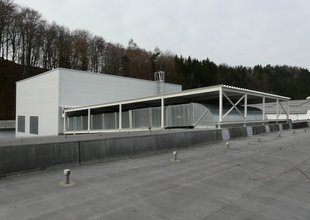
[16,68,181,137]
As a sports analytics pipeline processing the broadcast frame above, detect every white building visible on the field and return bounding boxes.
[16,68,181,137]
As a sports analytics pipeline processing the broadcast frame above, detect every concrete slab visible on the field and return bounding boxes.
[1,128,310,219]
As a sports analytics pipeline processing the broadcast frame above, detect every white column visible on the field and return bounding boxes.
[119,104,122,130]
[262,97,265,121]
[287,100,290,120]
[129,110,132,129]
[244,93,248,119]
[219,88,223,126]
[87,109,90,132]
[161,98,165,129]
[63,111,66,133]
[276,99,279,120]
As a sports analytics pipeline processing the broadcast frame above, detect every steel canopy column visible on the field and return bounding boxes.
[87,109,90,132]
[119,104,122,130]
[244,93,248,120]
[161,97,165,129]
[129,110,132,129]
[276,99,279,120]
[63,111,66,133]
[287,100,290,121]
[219,87,223,128]
[262,97,265,121]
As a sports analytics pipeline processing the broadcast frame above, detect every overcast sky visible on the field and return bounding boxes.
[14,0,310,70]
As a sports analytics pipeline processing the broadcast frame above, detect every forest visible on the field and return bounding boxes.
[1,0,310,120]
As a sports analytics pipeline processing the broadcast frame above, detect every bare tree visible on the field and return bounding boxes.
[56,25,72,69]
[0,1,176,80]
[7,7,22,62]
[102,43,125,75]
[42,22,60,69]
[154,50,177,83]
[17,7,43,74]
[0,0,15,58]
[89,35,105,73]
[71,30,90,70]
[123,39,152,79]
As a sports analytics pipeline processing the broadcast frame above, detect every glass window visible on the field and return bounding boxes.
[17,116,25,132]
[30,116,39,134]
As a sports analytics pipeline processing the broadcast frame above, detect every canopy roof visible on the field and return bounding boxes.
[65,84,290,113]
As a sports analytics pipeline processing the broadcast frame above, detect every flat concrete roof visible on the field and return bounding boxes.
[1,128,310,219]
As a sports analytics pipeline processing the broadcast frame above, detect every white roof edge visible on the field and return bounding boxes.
[222,85,291,100]
[65,84,290,113]
[57,68,181,86]
[16,67,181,87]
[59,105,81,109]
[16,68,58,84]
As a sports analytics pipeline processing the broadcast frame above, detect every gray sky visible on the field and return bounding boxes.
[15,0,310,70]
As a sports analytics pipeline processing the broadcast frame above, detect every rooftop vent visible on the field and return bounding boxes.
[154,71,165,94]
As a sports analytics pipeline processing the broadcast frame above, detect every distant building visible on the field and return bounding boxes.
[16,68,181,137]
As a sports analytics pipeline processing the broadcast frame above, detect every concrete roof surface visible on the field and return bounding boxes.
[1,128,310,219]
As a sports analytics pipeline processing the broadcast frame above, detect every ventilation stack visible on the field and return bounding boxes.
[154,71,165,94]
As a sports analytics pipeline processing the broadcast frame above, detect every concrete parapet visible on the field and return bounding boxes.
[279,124,283,131]
[246,127,253,136]
[252,125,266,135]
[292,121,309,129]
[0,142,79,175]
[0,122,298,176]
[269,124,279,132]
[227,127,247,139]
[221,129,230,141]
[282,123,290,130]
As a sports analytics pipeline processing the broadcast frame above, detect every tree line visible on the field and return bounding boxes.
[0,0,175,78]
[1,0,310,102]
[173,57,310,99]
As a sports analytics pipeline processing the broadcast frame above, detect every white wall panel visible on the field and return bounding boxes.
[59,69,181,106]
[16,70,59,137]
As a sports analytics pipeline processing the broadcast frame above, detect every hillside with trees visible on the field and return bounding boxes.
[1,0,310,120]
